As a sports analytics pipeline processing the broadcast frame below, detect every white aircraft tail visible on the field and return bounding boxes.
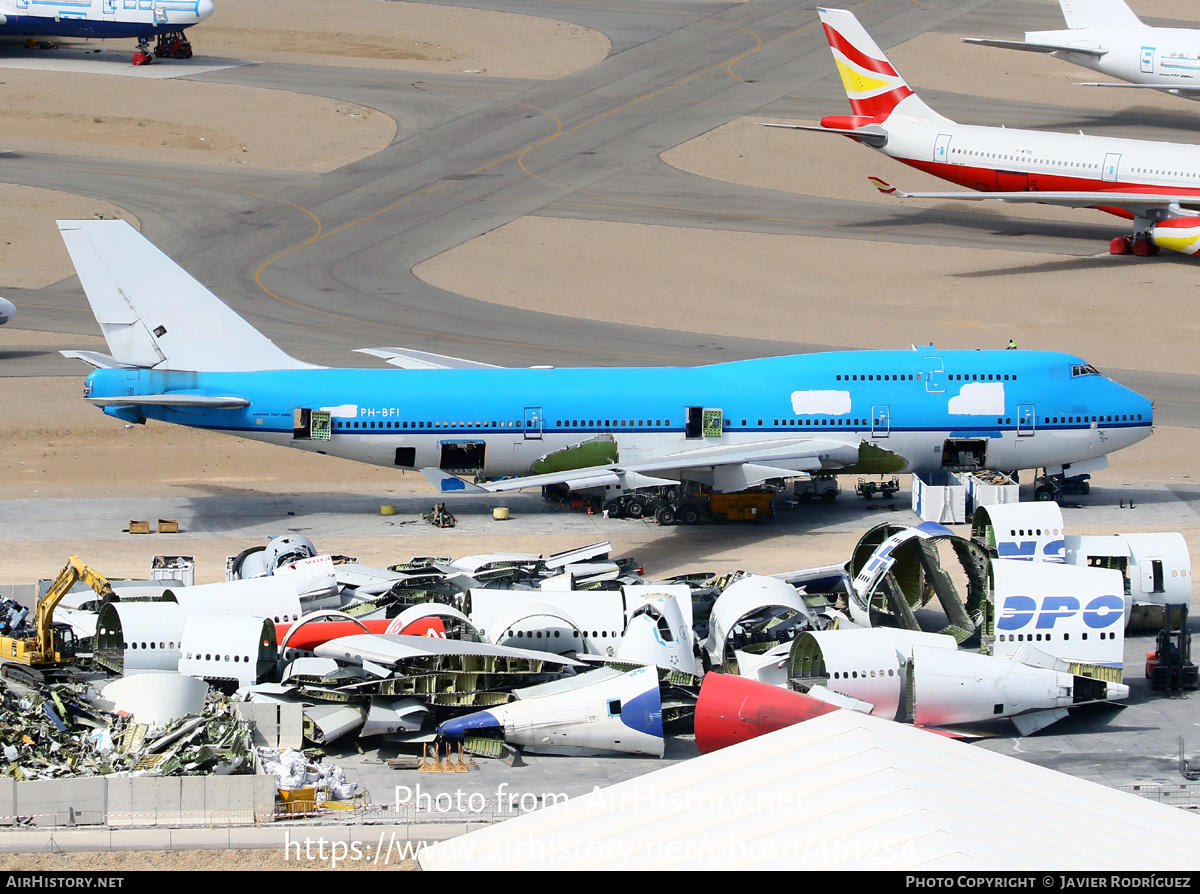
[58,220,315,372]
[818,8,950,124]
[1059,0,1145,30]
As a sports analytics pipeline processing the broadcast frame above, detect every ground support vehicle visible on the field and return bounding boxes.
[653,487,777,526]
[1034,470,1091,501]
[793,476,840,504]
[855,477,900,500]
[154,32,193,59]
[1146,604,1198,694]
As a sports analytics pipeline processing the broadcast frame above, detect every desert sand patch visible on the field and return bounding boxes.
[414,216,1200,376]
[0,71,394,171]
[0,185,135,288]
[188,0,609,78]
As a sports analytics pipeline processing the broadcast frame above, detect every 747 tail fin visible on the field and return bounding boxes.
[58,220,316,372]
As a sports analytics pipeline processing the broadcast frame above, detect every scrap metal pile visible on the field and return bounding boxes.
[0,681,252,780]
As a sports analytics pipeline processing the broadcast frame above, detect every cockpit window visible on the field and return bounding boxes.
[1071,364,1099,377]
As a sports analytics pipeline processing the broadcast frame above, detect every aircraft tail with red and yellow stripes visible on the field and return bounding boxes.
[818,8,949,127]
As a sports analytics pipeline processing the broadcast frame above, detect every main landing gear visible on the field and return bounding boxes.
[1110,234,1159,257]
[132,32,193,65]
[132,39,154,66]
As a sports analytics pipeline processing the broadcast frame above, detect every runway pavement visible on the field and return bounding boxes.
[1,0,1197,427]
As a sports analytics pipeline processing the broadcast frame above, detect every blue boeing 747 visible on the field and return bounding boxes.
[59,220,1152,503]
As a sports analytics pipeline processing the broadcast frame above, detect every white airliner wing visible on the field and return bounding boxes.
[422,436,861,494]
[962,38,1107,57]
[1077,82,1200,95]
[870,178,1200,216]
[354,347,501,370]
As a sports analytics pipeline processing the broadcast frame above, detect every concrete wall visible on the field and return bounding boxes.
[16,777,106,827]
[18,774,272,828]
[107,775,274,827]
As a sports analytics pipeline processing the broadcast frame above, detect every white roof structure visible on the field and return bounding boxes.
[418,711,1200,870]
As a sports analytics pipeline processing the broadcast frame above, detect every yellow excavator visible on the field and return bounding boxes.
[0,556,116,686]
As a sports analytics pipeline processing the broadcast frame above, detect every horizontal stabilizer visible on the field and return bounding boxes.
[962,37,1106,57]
[355,347,501,370]
[59,350,127,369]
[762,121,887,148]
[87,394,251,409]
[58,220,317,373]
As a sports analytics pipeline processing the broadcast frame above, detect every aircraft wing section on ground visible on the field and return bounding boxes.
[58,220,317,373]
[961,38,1107,57]
[423,436,861,494]
[354,347,502,370]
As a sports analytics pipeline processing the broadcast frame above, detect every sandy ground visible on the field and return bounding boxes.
[196,0,609,77]
[0,187,134,289]
[415,215,1200,377]
[0,71,396,172]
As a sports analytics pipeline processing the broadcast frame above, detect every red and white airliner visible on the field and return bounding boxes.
[775,8,1200,257]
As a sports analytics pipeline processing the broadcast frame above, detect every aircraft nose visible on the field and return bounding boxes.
[0,296,15,325]
[195,0,214,22]
[436,710,500,740]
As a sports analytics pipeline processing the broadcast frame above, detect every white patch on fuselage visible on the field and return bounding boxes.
[791,390,851,416]
[947,382,1004,415]
[321,404,358,418]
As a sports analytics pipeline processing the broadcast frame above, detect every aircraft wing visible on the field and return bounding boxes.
[962,38,1108,57]
[422,436,861,494]
[1076,82,1200,94]
[354,347,501,370]
[869,177,1200,215]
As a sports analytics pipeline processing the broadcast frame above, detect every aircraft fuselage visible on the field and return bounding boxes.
[879,118,1200,202]
[0,0,212,39]
[1029,27,1200,96]
[83,349,1152,483]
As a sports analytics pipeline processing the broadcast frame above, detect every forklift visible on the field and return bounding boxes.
[1145,603,1198,694]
